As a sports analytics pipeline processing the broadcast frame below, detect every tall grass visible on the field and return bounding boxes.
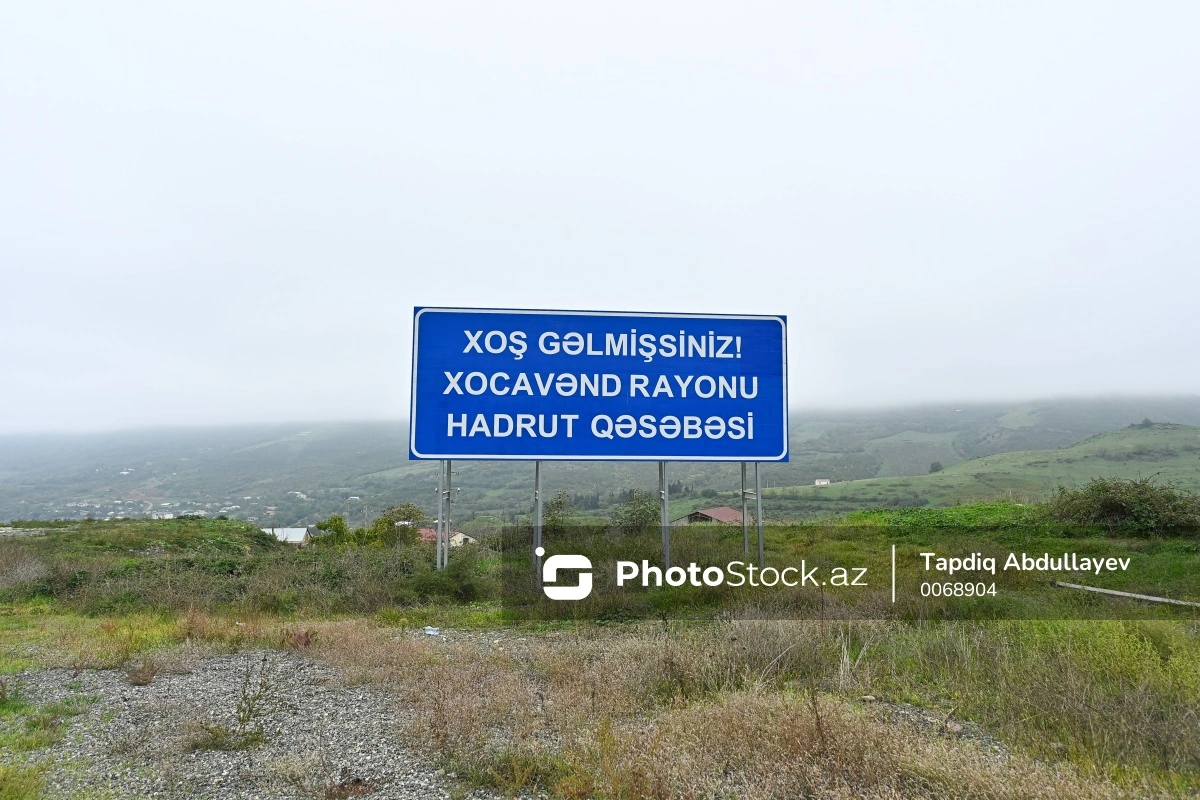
[310,618,1199,797]
[0,539,492,615]
[4,517,1198,795]
[0,763,46,800]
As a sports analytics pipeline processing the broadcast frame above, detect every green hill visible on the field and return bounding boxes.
[761,423,1200,520]
[5,397,1200,525]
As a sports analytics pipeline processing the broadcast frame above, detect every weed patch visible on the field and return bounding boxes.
[310,619,1197,797]
[0,763,46,800]
[0,695,94,751]
[186,653,280,751]
[122,655,160,686]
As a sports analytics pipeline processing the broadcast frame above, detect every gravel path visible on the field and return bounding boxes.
[3,648,509,800]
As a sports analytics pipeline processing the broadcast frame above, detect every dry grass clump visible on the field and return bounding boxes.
[176,606,273,647]
[877,620,1200,776]
[0,542,49,590]
[281,626,316,650]
[307,619,1150,798]
[0,607,284,677]
[306,620,435,686]
[123,655,160,686]
[270,751,376,799]
[613,619,878,700]
[558,692,1127,800]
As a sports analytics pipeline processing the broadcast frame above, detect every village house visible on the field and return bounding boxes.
[261,526,327,546]
[670,506,744,525]
[418,528,475,546]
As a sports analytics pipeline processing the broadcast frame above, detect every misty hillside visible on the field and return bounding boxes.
[4,397,1200,526]
[755,422,1200,520]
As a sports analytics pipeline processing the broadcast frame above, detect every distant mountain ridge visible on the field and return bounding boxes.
[4,396,1200,525]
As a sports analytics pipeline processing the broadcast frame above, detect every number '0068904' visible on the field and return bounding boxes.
[920,582,997,597]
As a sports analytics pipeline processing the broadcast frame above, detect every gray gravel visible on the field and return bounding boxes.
[0,526,47,538]
[2,647,508,799]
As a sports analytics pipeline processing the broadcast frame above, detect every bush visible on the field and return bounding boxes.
[315,514,348,537]
[1,534,494,615]
[1048,477,1200,535]
[609,489,659,532]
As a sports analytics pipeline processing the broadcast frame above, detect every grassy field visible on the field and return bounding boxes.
[0,498,1198,797]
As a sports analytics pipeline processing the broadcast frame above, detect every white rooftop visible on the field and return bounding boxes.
[263,527,308,544]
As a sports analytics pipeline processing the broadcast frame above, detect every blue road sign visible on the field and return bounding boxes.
[409,308,788,461]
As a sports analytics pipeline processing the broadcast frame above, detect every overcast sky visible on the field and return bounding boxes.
[2,2,1198,434]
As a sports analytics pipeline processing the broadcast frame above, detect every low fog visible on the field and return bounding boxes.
[3,2,1198,434]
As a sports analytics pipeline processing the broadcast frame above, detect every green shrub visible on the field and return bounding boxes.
[609,489,659,532]
[315,514,348,536]
[0,530,497,615]
[1048,477,1200,535]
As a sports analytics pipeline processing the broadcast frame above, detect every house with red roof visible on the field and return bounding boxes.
[418,527,475,546]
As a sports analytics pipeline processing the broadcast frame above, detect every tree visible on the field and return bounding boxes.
[316,504,425,548]
[380,504,427,528]
[929,461,944,473]
[544,490,576,533]
[610,488,660,532]
[316,514,348,536]
[370,503,426,546]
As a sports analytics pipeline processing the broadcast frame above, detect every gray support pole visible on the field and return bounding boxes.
[741,462,749,555]
[755,462,765,567]
[436,461,446,570]
[443,460,453,568]
[533,460,543,589]
[659,461,670,569]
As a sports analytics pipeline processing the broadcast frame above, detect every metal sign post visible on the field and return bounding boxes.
[443,460,453,568]
[755,462,765,567]
[659,462,670,569]
[741,462,750,555]
[436,460,445,570]
[533,460,543,589]
[436,460,453,569]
